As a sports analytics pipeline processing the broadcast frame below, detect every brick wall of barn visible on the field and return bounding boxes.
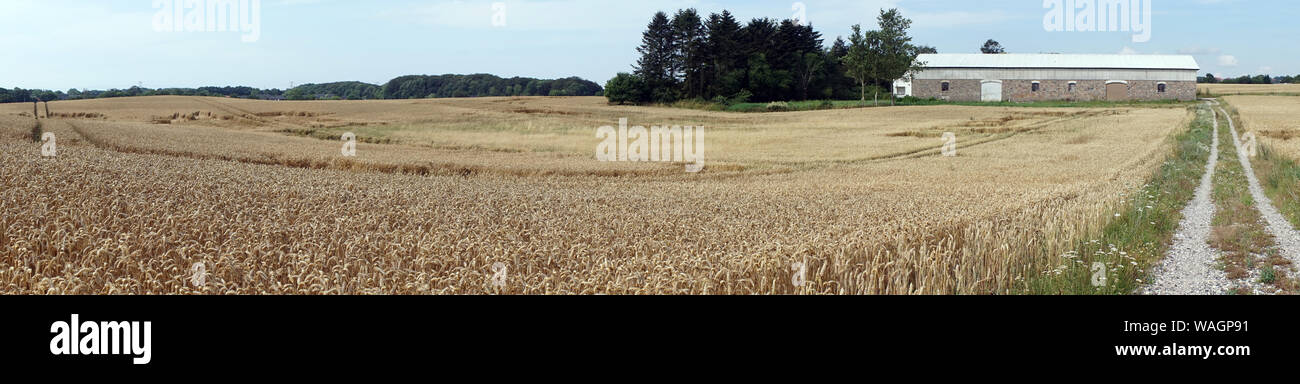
[914,79,982,101]
[913,79,1195,102]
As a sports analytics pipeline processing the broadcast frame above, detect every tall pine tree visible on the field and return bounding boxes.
[672,9,707,99]
[776,20,824,100]
[740,18,787,102]
[610,7,928,105]
[704,11,744,100]
[826,37,856,99]
[635,12,677,102]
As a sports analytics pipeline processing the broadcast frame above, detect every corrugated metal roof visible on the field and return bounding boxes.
[917,54,1200,70]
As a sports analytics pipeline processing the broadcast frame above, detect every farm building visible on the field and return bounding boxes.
[894,54,1200,102]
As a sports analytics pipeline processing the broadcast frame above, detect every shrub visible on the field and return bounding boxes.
[818,100,835,110]
[672,99,724,111]
[1260,264,1276,284]
[766,101,790,111]
[650,87,678,104]
[729,89,753,105]
[604,73,649,105]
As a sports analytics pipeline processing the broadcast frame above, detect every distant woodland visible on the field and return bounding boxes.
[1,74,603,103]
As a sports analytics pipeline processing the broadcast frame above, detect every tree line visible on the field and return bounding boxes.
[605,8,929,105]
[1198,73,1300,84]
[0,86,283,103]
[284,82,379,100]
[1,74,603,104]
[376,74,603,100]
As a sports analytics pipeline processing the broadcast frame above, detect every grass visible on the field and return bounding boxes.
[673,97,1195,113]
[1022,104,1212,294]
[1260,264,1276,284]
[1254,144,1300,228]
[880,97,1192,109]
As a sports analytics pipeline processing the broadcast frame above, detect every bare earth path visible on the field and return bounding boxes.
[1143,102,1230,295]
[1219,106,1300,265]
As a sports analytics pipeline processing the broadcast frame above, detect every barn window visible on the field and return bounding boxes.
[1157,83,1167,93]
[1031,81,1041,92]
[941,81,950,92]
[1068,82,1077,92]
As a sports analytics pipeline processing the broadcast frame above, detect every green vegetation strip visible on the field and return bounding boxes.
[1022,105,1212,294]
[1256,146,1300,228]
[1206,109,1277,293]
[1229,107,1300,230]
[1220,103,1300,292]
[672,98,1194,113]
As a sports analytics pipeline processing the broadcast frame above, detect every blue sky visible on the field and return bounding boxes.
[1,0,1295,90]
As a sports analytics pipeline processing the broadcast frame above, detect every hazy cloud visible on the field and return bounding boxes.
[1177,47,1222,55]
[1217,55,1239,67]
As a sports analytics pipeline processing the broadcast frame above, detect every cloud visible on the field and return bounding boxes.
[1176,47,1221,55]
[274,0,327,5]
[907,10,1014,29]
[386,0,718,31]
[385,0,903,32]
[1257,66,1274,74]
[1217,55,1239,67]
[387,0,634,31]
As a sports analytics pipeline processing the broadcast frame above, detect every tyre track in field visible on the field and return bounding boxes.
[1143,102,1229,295]
[192,97,297,130]
[1218,105,1300,266]
[749,111,1097,168]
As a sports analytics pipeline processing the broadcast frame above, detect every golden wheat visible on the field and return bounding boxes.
[1223,95,1300,159]
[0,97,1189,294]
[1200,83,1300,96]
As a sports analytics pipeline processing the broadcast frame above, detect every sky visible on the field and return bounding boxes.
[1,0,1296,91]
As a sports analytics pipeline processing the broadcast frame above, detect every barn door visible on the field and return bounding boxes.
[1106,82,1128,101]
[980,80,1002,102]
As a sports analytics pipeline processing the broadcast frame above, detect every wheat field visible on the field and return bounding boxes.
[1223,95,1300,159]
[1200,83,1300,96]
[0,96,1190,294]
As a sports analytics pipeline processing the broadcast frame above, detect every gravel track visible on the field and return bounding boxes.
[1219,105,1300,266]
[1143,102,1230,295]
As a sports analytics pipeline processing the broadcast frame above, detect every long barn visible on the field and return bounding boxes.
[894,54,1200,102]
